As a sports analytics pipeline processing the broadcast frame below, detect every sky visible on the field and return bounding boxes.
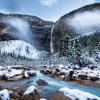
[0,0,99,21]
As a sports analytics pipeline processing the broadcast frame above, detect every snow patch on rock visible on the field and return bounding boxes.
[23,86,36,96]
[0,89,11,100]
[59,87,100,100]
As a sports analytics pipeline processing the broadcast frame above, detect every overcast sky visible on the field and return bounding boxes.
[0,0,99,21]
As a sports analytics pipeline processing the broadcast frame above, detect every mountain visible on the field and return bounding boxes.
[0,13,53,51]
[0,3,100,63]
[53,3,100,51]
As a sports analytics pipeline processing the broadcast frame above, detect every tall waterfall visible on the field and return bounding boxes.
[50,24,54,54]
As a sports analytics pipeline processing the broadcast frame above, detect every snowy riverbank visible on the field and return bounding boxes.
[0,85,99,100]
[0,66,36,81]
[0,65,100,100]
[41,65,100,86]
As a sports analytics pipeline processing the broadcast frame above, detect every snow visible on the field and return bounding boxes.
[73,67,100,79]
[0,68,23,78]
[0,66,36,80]
[59,87,100,100]
[0,89,10,100]
[28,70,36,75]
[23,85,36,95]
[24,71,29,78]
[68,10,100,35]
[50,64,100,79]
[0,40,39,59]
[40,98,47,100]
[2,17,33,43]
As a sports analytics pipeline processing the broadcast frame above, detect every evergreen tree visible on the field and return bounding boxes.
[58,33,71,57]
[88,38,93,56]
[74,37,82,66]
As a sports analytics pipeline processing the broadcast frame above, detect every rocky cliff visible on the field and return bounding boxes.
[0,13,53,51]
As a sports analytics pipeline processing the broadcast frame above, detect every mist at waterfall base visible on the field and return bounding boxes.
[68,10,100,36]
[2,17,34,44]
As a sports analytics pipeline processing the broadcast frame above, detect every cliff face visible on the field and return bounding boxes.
[0,3,100,52]
[0,13,53,51]
[53,3,100,51]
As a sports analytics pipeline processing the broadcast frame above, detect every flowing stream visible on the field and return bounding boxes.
[0,71,100,99]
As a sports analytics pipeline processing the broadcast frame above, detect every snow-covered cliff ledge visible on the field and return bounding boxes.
[0,40,48,59]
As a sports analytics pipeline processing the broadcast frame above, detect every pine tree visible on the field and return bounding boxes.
[88,38,92,56]
[74,37,81,66]
[58,33,70,57]
[58,32,75,62]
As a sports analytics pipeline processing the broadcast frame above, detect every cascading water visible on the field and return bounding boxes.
[50,24,54,54]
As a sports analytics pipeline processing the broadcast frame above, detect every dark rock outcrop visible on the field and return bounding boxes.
[37,79,48,86]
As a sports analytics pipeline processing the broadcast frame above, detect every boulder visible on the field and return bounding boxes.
[8,75,23,81]
[58,75,65,80]
[94,80,100,86]
[21,92,40,100]
[22,89,40,100]
[42,69,52,75]
[10,92,20,100]
[37,79,48,86]
[58,72,66,76]
[52,70,59,76]
[52,91,69,100]
[64,71,74,81]
[90,77,99,81]
[78,75,88,80]
[23,71,29,78]
[1,75,8,81]
[28,70,36,76]
[63,76,71,81]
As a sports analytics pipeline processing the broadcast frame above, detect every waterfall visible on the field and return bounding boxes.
[50,24,54,54]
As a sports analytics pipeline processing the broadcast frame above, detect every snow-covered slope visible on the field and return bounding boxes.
[0,40,46,59]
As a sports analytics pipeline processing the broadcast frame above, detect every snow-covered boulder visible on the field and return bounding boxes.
[0,66,36,81]
[59,87,100,100]
[73,67,100,80]
[23,86,40,100]
[28,70,36,76]
[23,71,29,78]
[0,89,11,100]
[23,86,36,95]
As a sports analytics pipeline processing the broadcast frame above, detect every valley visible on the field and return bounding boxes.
[0,2,100,100]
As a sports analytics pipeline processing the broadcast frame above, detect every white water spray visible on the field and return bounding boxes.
[50,24,54,54]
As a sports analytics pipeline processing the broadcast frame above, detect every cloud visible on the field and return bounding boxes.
[2,17,33,44]
[68,10,100,35]
[40,0,58,7]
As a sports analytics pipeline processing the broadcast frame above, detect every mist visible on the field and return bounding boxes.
[2,17,33,44]
[68,10,100,36]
